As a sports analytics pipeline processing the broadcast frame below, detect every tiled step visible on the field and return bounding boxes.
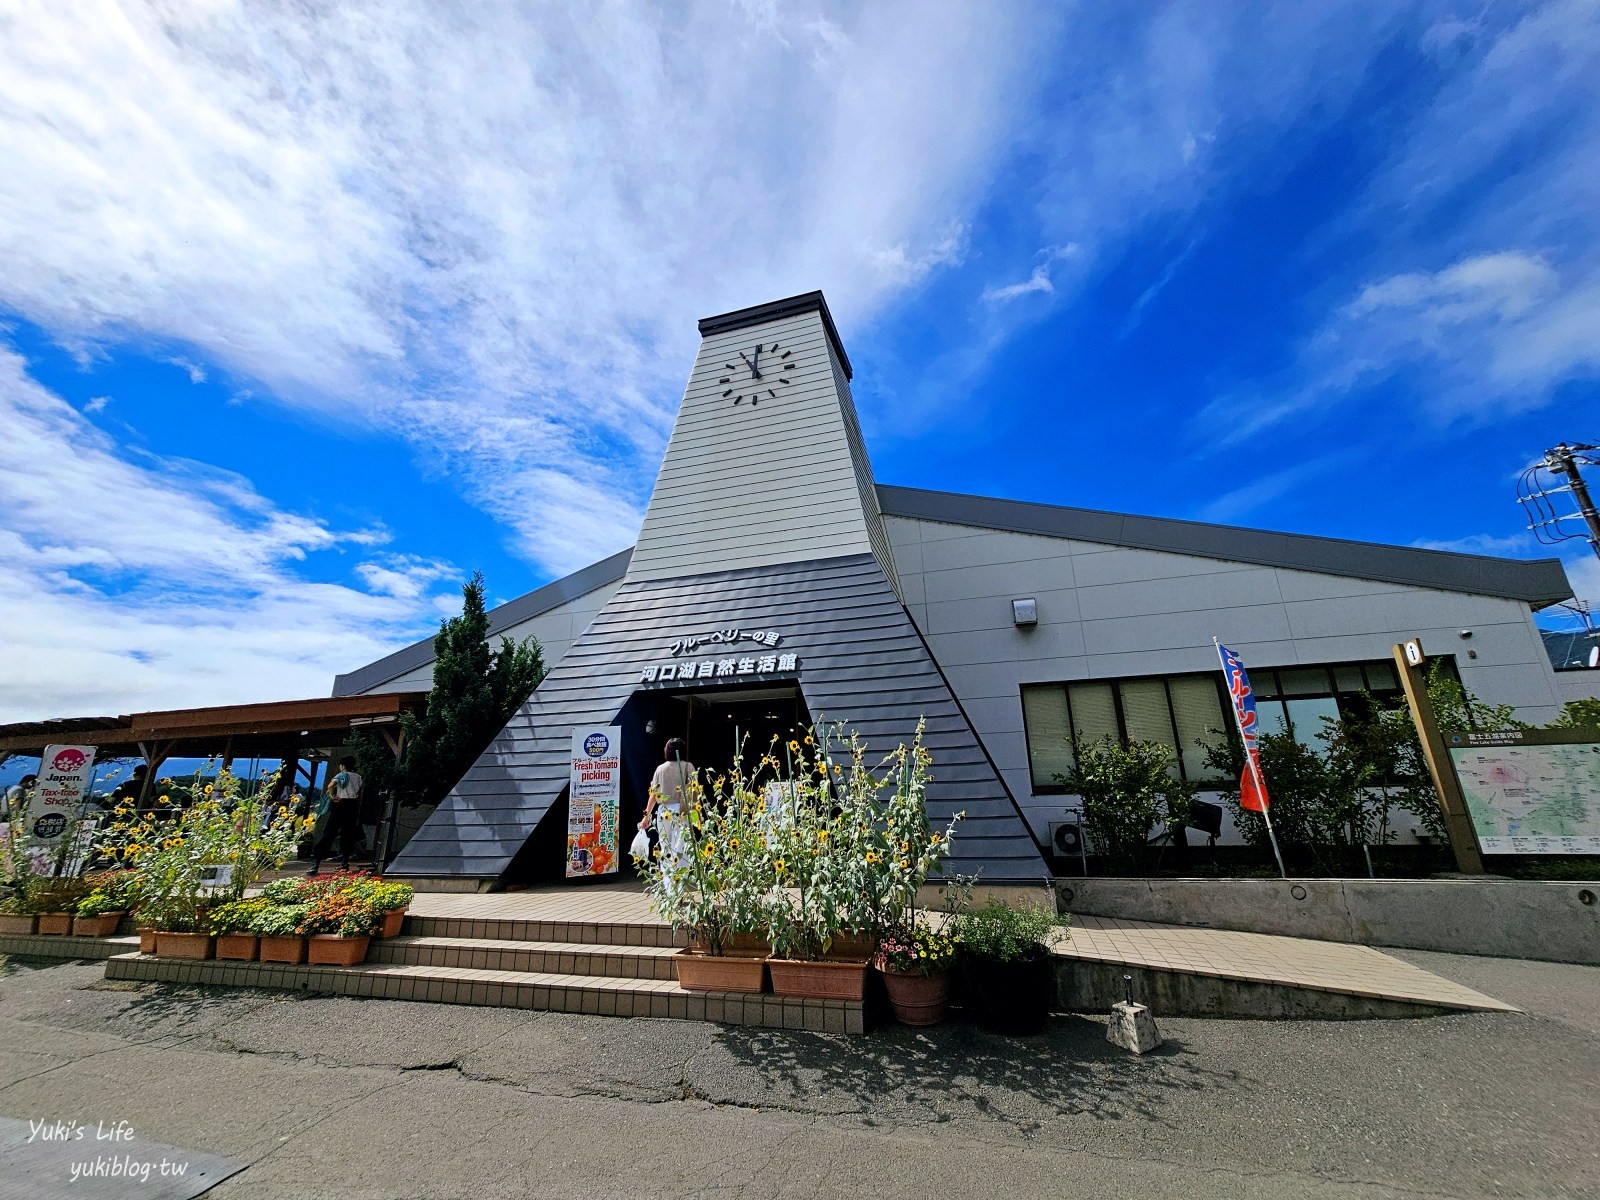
[0,933,139,961]
[402,913,678,948]
[102,952,864,1033]
[368,935,679,980]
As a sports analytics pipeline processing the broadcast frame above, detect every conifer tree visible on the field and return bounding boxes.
[360,573,546,809]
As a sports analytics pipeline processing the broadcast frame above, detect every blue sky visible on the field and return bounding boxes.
[1,0,1597,721]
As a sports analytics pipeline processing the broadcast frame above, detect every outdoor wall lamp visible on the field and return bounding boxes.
[1012,597,1038,627]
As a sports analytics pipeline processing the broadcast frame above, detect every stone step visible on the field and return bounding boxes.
[368,935,679,980]
[102,952,863,1033]
[0,932,139,961]
[402,913,678,949]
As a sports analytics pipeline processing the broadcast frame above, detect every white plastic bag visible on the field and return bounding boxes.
[628,827,651,862]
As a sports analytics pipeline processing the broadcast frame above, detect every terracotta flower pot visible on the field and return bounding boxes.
[674,950,768,993]
[881,967,952,1027]
[73,913,125,938]
[768,958,869,1001]
[827,932,878,961]
[688,931,767,956]
[259,935,308,964]
[375,908,406,939]
[36,912,74,936]
[308,934,370,966]
[215,933,260,961]
[155,931,214,959]
[137,927,157,954]
[0,913,37,935]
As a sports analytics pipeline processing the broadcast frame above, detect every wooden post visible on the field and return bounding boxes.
[1392,641,1485,875]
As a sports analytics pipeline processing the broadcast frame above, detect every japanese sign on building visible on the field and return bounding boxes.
[28,744,97,848]
[566,727,622,878]
[668,628,780,657]
[640,626,798,684]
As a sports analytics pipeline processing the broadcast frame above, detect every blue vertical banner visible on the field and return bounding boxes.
[1216,643,1270,813]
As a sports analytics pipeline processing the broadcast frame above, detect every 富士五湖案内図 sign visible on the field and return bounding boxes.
[566,727,622,878]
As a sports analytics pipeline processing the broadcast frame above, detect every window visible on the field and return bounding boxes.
[1021,658,1419,793]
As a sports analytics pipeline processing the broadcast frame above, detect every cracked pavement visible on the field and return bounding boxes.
[1,950,1596,1199]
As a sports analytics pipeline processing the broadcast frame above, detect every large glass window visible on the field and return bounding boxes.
[1021,659,1416,793]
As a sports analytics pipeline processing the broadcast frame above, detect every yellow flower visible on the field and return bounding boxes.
[817,830,829,842]
[159,794,169,802]
[864,851,878,864]
[788,740,801,754]
[204,784,214,794]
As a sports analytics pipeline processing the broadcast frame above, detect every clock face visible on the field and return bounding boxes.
[718,341,798,406]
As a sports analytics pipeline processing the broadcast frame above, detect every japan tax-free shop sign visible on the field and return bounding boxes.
[567,727,622,878]
[29,744,97,849]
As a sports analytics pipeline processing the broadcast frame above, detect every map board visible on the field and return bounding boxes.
[1445,729,1600,855]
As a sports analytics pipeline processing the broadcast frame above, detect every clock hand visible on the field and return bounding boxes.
[738,350,756,378]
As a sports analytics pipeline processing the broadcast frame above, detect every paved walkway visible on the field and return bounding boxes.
[400,884,1516,1014]
[1054,915,1517,1013]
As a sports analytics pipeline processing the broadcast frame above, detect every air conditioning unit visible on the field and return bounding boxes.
[1048,821,1083,858]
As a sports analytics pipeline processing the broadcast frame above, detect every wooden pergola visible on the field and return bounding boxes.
[0,692,427,865]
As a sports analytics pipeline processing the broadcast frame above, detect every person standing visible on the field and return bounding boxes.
[639,739,697,891]
[308,756,364,875]
[4,773,35,810]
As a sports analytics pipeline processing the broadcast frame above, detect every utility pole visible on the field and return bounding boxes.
[1521,442,1600,561]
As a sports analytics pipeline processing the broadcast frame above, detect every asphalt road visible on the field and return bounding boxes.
[1,950,1596,1199]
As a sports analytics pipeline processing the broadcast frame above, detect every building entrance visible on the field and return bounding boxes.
[631,685,812,791]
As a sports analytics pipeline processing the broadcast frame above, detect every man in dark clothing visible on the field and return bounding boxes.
[308,756,365,875]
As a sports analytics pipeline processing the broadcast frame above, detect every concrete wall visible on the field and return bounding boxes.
[1055,876,1600,964]
[887,514,1571,845]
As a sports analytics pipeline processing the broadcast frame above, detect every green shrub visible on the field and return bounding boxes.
[250,903,311,938]
[207,898,270,935]
[951,898,1066,963]
[1056,737,1194,873]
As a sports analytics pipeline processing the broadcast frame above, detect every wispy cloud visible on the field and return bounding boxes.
[982,245,1081,303]
[0,2,1039,575]
[0,347,452,719]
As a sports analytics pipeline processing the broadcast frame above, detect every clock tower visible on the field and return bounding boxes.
[626,292,899,593]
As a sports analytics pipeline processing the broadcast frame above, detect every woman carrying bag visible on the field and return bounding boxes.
[636,739,697,889]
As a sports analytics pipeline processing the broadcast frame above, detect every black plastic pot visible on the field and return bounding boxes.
[961,949,1053,1035]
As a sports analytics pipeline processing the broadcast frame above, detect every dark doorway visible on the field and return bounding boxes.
[685,687,811,785]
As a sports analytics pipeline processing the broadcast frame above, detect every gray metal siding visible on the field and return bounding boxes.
[886,514,1572,843]
[387,553,1045,883]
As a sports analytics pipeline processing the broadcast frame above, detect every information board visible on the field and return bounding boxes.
[566,726,622,878]
[1446,729,1600,855]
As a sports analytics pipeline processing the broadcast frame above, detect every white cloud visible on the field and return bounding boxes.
[82,395,110,413]
[0,348,453,720]
[982,244,1081,303]
[0,1,1036,575]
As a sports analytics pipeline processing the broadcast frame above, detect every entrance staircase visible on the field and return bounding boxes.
[102,887,866,1034]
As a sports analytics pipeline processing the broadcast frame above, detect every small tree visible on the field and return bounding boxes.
[378,573,547,808]
[1056,737,1193,874]
[1550,697,1600,733]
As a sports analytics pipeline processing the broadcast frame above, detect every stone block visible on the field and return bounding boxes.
[1106,1001,1162,1054]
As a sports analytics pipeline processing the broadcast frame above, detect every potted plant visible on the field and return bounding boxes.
[252,900,311,963]
[0,894,35,935]
[73,888,128,937]
[642,763,770,994]
[208,897,269,960]
[951,896,1067,1035]
[874,920,960,1026]
[299,885,380,966]
[765,727,961,1003]
[30,878,91,936]
[71,869,139,936]
[358,878,415,938]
